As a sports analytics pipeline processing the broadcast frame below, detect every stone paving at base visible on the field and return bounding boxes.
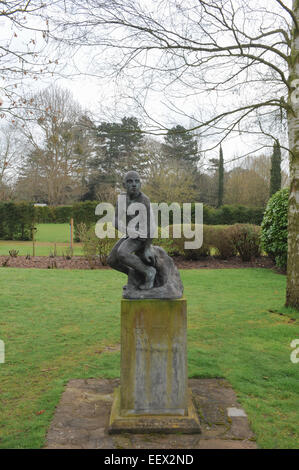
[45,378,257,449]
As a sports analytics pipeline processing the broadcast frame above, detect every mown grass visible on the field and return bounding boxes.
[0,241,83,257]
[35,223,71,243]
[0,267,298,449]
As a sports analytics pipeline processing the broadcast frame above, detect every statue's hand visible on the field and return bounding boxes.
[142,245,156,266]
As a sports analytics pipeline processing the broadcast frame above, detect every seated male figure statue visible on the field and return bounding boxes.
[107,171,157,290]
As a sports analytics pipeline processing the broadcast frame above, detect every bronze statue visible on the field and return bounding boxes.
[107,170,183,299]
[107,171,156,290]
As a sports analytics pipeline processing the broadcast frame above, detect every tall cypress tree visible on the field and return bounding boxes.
[217,145,224,207]
[270,140,281,197]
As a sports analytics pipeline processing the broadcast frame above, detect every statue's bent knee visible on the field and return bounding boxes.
[107,253,115,267]
[117,249,127,265]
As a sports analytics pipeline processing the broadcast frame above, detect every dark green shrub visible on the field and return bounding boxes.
[54,206,73,223]
[192,203,264,226]
[154,202,263,227]
[201,205,218,225]
[218,205,237,224]
[0,203,5,238]
[0,202,34,240]
[261,188,289,270]
[34,205,72,223]
[229,224,261,261]
[34,206,54,223]
[215,205,264,225]
[17,202,35,240]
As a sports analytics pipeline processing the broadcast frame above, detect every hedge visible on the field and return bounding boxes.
[157,203,264,226]
[0,200,265,242]
[200,204,264,225]
[0,202,35,240]
[33,202,266,227]
[72,201,99,241]
[34,205,73,223]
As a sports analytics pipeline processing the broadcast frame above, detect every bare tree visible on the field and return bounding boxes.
[224,156,271,207]
[18,86,92,205]
[0,1,59,119]
[143,158,198,204]
[0,123,25,199]
[50,0,299,308]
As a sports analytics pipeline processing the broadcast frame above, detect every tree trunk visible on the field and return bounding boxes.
[286,1,299,309]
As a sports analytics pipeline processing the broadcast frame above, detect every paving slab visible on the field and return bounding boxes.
[227,407,247,417]
[45,378,257,449]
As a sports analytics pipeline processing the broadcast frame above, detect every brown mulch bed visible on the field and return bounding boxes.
[0,254,276,270]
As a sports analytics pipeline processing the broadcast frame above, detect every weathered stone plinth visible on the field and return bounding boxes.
[45,378,257,448]
[108,298,201,433]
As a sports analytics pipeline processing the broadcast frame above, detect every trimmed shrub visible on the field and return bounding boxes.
[136,202,264,227]
[198,204,264,226]
[54,206,73,223]
[201,205,218,225]
[229,224,261,261]
[34,205,73,223]
[17,202,35,240]
[0,203,5,238]
[210,226,236,259]
[34,206,55,223]
[261,188,289,270]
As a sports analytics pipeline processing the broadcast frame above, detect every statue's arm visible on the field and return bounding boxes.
[141,197,156,264]
[114,202,127,235]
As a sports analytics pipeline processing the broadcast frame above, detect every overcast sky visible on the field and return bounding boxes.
[0,0,291,171]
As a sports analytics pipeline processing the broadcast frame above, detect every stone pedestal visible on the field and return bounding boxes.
[109,299,201,433]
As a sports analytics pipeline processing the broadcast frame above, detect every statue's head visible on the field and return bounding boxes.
[123,170,141,197]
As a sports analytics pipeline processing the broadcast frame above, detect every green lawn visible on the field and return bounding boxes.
[35,223,71,243]
[0,241,83,257]
[0,267,298,449]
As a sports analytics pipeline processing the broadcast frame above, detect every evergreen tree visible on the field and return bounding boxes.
[218,145,224,207]
[269,140,282,197]
[163,125,199,168]
[206,157,220,207]
[85,116,148,199]
[95,116,147,175]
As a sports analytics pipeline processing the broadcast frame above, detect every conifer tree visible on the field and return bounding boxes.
[163,125,199,168]
[269,141,282,197]
[218,145,224,208]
